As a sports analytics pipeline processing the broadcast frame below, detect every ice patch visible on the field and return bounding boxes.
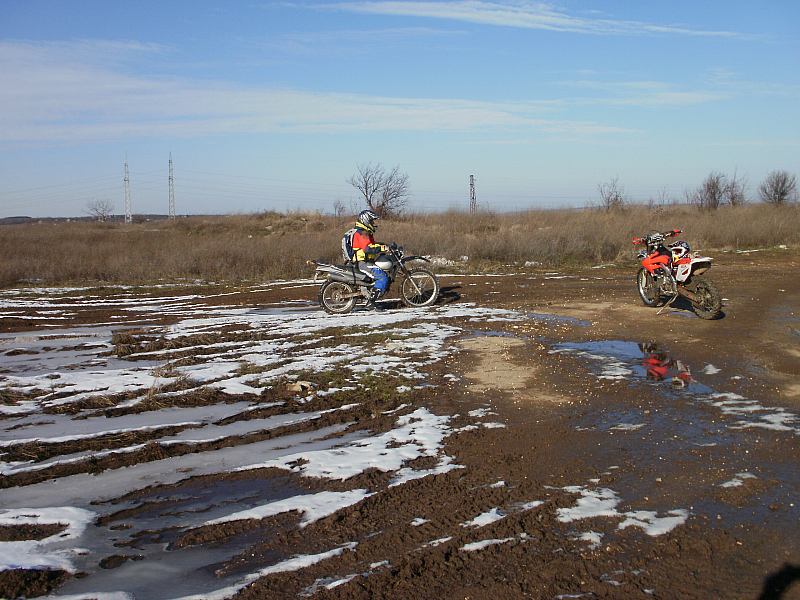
[204,489,372,528]
[461,537,515,552]
[468,408,495,418]
[704,392,800,435]
[236,408,457,482]
[558,486,688,537]
[461,508,505,528]
[516,500,544,512]
[719,472,757,488]
[0,506,95,572]
[171,543,358,600]
[618,510,690,536]
[609,423,645,431]
[557,487,620,522]
[573,531,603,549]
[422,536,452,548]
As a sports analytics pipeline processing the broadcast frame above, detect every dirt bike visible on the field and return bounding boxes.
[309,243,440,314]
[632,229,722,320]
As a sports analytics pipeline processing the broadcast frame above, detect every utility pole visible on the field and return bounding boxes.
[168,153,176,219]
[123,159,132,224]
[469,174,477,214]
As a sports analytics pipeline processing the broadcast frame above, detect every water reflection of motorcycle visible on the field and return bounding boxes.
[632,229,722,319]
[639,342,693,388]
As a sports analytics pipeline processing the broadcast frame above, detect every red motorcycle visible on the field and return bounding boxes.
[632,229,722,319]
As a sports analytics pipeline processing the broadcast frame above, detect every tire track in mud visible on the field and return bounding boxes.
[1,284,541,599]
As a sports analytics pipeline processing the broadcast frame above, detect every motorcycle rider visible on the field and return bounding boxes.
[351,209,390,310]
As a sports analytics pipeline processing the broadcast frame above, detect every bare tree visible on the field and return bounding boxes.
[597,177,625,211]
[759,170,798,205]
[378,165,410,217]
[725,170,748,206]
[689,172,726,210]
[332,199,346,217]
[348,162,410,217]
[648,186,673,210]
[86,199,115,222]
[348,163,383,210]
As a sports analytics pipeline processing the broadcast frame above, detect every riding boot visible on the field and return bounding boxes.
[364,288,381,311]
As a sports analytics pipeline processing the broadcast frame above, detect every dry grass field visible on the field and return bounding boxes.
[1,204,798,288]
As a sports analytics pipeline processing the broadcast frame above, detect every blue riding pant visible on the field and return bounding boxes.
[370,267,389,293]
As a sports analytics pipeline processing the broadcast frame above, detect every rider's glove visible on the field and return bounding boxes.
[380,245,389,252]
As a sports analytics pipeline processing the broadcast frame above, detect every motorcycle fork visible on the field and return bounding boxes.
[388,248,424,296]
[655,269,680,315]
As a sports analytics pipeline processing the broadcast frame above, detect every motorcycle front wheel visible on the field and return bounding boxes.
[318,280,357,314]
[400,268,440,308]
[636,267,661,307]
[691,277,722,320]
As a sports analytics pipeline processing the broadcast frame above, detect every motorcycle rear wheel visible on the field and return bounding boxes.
[400,268,440,308]
[319,280,357,314]
[636,267,661,307]
[691,277,722,320]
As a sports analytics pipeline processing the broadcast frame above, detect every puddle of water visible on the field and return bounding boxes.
[555,338,800,533]
[554,340,713,393]
[57,530,272,600]
[527,312,590,327]
[689,458,800,529]
[104,473,304,539]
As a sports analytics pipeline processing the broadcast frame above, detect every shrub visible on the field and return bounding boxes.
[759,170,798,206]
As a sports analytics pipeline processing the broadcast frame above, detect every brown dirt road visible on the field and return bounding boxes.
[1,248,798,599]
[281,249,800,600]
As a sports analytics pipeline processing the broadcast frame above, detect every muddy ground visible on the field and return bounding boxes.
[1,247,799,599]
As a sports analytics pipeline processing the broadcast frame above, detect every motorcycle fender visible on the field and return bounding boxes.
[401,256,431,263]
[691,258,713,276]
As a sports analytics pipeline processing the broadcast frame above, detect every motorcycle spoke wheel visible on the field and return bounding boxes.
[637,268,661,307]
[319,280,356,314]
[400,268,440,308]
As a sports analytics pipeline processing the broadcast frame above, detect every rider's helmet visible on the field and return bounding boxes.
[357,209,380,233]
[669,241,691,260]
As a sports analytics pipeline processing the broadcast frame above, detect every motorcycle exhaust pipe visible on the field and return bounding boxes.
[321,268,372,285]
[308,260,372,285]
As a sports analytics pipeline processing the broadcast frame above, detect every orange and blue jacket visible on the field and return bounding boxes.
[352,224,385,262]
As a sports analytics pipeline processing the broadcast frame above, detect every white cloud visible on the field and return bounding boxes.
[559,79,727,107]
[329,1,749,38]
[0,40,631,143]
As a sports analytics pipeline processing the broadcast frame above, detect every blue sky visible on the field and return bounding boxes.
[1,1,798,217]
